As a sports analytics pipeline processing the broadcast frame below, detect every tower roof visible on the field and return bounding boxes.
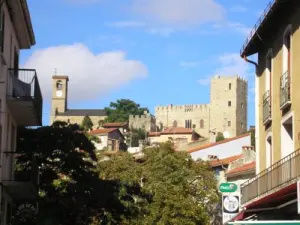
[53,75,69,81]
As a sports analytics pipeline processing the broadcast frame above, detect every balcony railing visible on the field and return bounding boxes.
[263,90,271,124]
[7,68,43,124]
[241,149,300,205]
[280,71,291,109]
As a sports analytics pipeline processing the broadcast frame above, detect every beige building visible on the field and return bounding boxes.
[155,76,248,141]
[50,76,106,126]
[90,128,125,151]
[0,0,41,224]
[232,0,300,222]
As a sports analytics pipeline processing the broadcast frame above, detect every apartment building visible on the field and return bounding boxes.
[230,0,300,222]
[0,1,42,224]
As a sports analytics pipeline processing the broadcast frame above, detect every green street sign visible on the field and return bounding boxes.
[219,183,238,193]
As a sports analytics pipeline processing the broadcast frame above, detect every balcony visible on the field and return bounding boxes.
[263,90,271,125]
[2,154,39,203]
[6,69,43,126]
[241,149,300,205]
[280,71,291,110]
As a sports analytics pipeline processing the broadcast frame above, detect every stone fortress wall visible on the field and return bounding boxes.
[155,75,248,140]
[129,112,156,132]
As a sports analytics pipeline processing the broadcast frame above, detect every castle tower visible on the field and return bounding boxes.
[210,75,247,138]
[50,75,69,124]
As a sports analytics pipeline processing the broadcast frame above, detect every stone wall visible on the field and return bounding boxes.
[129,113,156,132]
[52,115,106,129]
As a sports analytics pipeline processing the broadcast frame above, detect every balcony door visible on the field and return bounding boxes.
[281,114,294,158]
[13,47,19,77]
[265,50,272,96]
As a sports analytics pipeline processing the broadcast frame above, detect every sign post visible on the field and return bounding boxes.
[220,183,240,224]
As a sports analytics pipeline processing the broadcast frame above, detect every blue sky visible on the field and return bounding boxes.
[21,0,271,126]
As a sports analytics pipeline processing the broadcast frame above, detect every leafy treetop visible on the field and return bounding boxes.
[81,115,94,131]
[98,142,221,225]
[104,99,149,123]
[15,121,130,225]
[216,132,225,142]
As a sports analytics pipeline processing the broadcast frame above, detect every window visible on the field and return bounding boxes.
[56,80,63,90]
[265,49,272,94]
[228,121,231,127]
[283,25,292,73]
[173,120,177,127]
[229,83,231,90]
[200,119,204,129]
[241,103,244,109]
[241,123,244,128]
[185,120,192,129]
[0,11,5,53]
[215,167,220,177]
[228,101,231,107]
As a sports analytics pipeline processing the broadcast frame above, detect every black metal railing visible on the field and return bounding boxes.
[240,0,275,56]
[263,90,271,123]
[280,71,291,107]
[7,68,43,123]
[241,149,300,205]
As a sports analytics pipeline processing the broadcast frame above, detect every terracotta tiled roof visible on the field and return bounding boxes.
[226,161,256,176]
[89,128,117,135]
[161,127,193,135]
[148,132,161,137]
[188,133,251,153]
[209,154,243,167]
[102,122,127,127]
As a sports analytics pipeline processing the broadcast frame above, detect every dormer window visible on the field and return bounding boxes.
[56,80,63,90]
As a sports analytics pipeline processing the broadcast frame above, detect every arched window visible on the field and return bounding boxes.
[56,80,63,90]
[173,120,177,127]
[200,119,204,129]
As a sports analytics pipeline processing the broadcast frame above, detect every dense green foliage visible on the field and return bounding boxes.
[216,132,225,142]
[15,122,128,225]
[104,99,149,123]
[98,142,221,224]
[81,115,94,131]
[130,127,146,147]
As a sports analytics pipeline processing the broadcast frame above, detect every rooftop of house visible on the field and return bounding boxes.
[102,122,128,128]
[209,154,243,167]
[57,109,106,117]
[89,128,118,135]
[148,127,194,136]
[226,161,256,176]
[241,0,293,56]
[188,133,251,153]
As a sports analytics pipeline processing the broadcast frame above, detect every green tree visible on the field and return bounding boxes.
[81,115,94,131]
[14,121,129,225]
[130,127,146,147]
[104,99,149,123]
[98,142,221,224]
[216,132,225,142]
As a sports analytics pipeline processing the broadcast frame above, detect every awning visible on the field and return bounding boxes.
[228,221,300,225]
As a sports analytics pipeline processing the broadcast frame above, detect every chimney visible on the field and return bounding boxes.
[208,155,218,160]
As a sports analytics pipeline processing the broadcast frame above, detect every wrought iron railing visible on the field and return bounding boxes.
[7,68,43,124]
[280,71,291,107]
[263,90,271,123]
[241,149,300,205]
[240,0,276,56]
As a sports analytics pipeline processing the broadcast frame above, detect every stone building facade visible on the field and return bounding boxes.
[50,75,106,127]
[128,112,156,132]
[155,75,248,140]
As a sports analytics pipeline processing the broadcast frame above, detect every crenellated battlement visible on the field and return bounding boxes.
[155,104,210,112]
[212,75,248,83]
[129,114,154,119]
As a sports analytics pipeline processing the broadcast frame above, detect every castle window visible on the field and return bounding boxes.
[241,103,244,109]
[200,119,204,129]
[228,121,231,127]
[185,120,192,129]
[228,101,231,107]
[173,120,177,128]
[229,83,231,90]
[56,80,63,90]
[241,123,244,128]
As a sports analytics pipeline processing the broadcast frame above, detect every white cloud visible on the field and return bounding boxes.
[198,53,252,86]
[130,0,225,27]
[228,22,251,36]
[147,27,175,37]
[229,5,247,13]
[23,43,148,101]
[105,21,146,28]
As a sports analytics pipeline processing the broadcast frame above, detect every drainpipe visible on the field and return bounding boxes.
[242,55,260,175]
